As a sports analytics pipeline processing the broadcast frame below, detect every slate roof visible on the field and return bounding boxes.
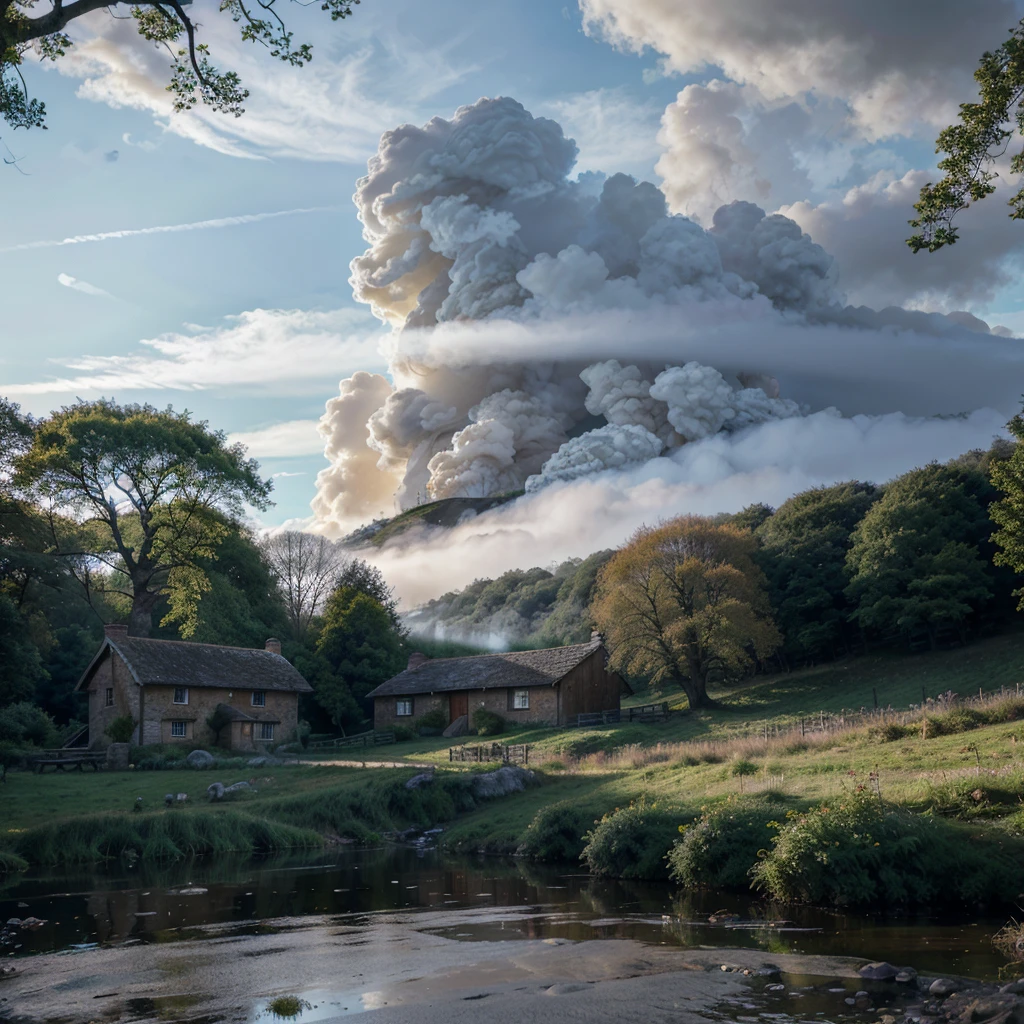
[76,637,313,693]
[366,638,607,699]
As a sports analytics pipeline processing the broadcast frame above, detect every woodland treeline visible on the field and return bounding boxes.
[0,398,410,744]
[412,435,1024,707]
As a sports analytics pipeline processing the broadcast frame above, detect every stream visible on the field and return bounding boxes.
[0,846,1014,982]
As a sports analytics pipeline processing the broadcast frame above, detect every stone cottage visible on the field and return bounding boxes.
[76,624,313,751]
[366,634,629,731]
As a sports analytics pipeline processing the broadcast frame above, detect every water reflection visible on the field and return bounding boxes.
[0,847,1012,980]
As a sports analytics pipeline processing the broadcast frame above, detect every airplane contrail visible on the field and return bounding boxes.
[1,206,341,253]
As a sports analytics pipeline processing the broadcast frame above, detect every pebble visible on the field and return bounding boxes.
[766,984,786,993]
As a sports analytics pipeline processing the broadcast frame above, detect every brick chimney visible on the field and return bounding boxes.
[104,623,129,642]
[407,651,427,671]
[265,638,282,656]
[591,629,605,644]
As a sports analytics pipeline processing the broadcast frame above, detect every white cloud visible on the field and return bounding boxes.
[3,307,387,398]
[46,5,475,161]
[579,0,1019,141]
[57,273,113,298]
[781,172,1024,310]
[228,419,324,458]
[365,407,1010,606]
[540,88,663,175]
[2,207,335,253]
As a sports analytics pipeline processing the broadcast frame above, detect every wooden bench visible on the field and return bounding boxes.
[31,751,106,774]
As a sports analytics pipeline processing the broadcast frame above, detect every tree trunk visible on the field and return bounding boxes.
[129,590,160,637]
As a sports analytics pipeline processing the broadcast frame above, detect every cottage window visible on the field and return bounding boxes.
[170,721,187,738]
[511,689,530,710]
[173,687,189,705]
[251,691,266,707]
[396,698,413,717]
[259,722,275,741]
[105,688,114,708]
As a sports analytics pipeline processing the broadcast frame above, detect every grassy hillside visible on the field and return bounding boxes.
[343,494,521,548]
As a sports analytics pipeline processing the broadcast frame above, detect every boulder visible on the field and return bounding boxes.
[442,715,469,738]
[223,781,253,797]
[206,782,225,801]
[930,979,962,997]
[471,766,536,799]
[860,962,900,981]
[247,755,282,767]
[404,772,435,790]
[186,750,215,769]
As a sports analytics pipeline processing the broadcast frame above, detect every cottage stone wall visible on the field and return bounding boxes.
[83,648,300,751]
[373,685,558,731]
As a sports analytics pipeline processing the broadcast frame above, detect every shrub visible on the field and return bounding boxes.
[871,721,911,742]
[928,706,986,736]
[105,715,136,744]
[391,724,414,742]
[417,708,447,732]
[472,708,505,736]
[0,702,59,747]
[753,788,1024,909]
[518,801,591,862]
[669,800,787,890]
[581,802,679,880]
[986,698,1024,723]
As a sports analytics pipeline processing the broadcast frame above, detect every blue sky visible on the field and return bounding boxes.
[4,0,1024,530]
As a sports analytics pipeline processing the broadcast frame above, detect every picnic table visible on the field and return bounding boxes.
[31,750,106,774]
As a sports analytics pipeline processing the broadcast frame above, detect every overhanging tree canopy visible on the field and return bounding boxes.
[14,400,272,637]
[1,0,360,130]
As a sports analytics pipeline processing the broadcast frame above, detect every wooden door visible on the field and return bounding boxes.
[449,692,468,722]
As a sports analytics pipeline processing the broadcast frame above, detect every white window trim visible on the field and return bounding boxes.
[170,721,187,738]
[251,691,266,707]
[173,687,189,705]
[396,698,413,717]
[258,722,275,741]
[512,689,530,710]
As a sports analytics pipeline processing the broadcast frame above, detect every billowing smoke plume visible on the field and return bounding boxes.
[314,96,1020,535]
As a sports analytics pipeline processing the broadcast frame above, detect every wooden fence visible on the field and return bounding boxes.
[449,743,530,765]
[572,703,671,727]
[307,730,395,750]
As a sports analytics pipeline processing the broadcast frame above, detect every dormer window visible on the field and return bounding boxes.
[173,687,189,705]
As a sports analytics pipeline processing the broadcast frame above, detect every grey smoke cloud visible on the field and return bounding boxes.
[313,96,1024,538]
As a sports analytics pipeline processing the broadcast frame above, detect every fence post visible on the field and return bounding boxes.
[800,718,805,737]
[872,687,878,710]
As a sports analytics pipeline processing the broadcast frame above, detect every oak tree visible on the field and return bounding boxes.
[15,399,272,637]
[593,516,780,710]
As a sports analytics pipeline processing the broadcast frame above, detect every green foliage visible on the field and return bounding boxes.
[317,585,405,721]
[846,464,997,647]
[14,400,272,638]
[2,0,360,131]
[336,559,404,632]
[206,704,234,747]
[416,708,447,732]
[0,701,58,746]
[909,20,1024,251]
[105,714,136,744]
[669,800,787,890]
[756,482,879,664]
[580,801,679,880]
[0,592,46,705]
[518,800,591,862]
[391,724,414,742]
[472,708,505,736]
[730,757,758,778]
[991,412,1024,611]
[753,788,1024,908]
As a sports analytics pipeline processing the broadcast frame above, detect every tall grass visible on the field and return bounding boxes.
[11,810,322,866]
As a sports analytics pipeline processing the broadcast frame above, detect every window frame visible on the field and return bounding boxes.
[510,688,530,711]
[251,691,266,708]
[104,687,114,708]
[170,721,187,739]
[258,722,275,741]
[395,698,414,717]
[173,686,189,705]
